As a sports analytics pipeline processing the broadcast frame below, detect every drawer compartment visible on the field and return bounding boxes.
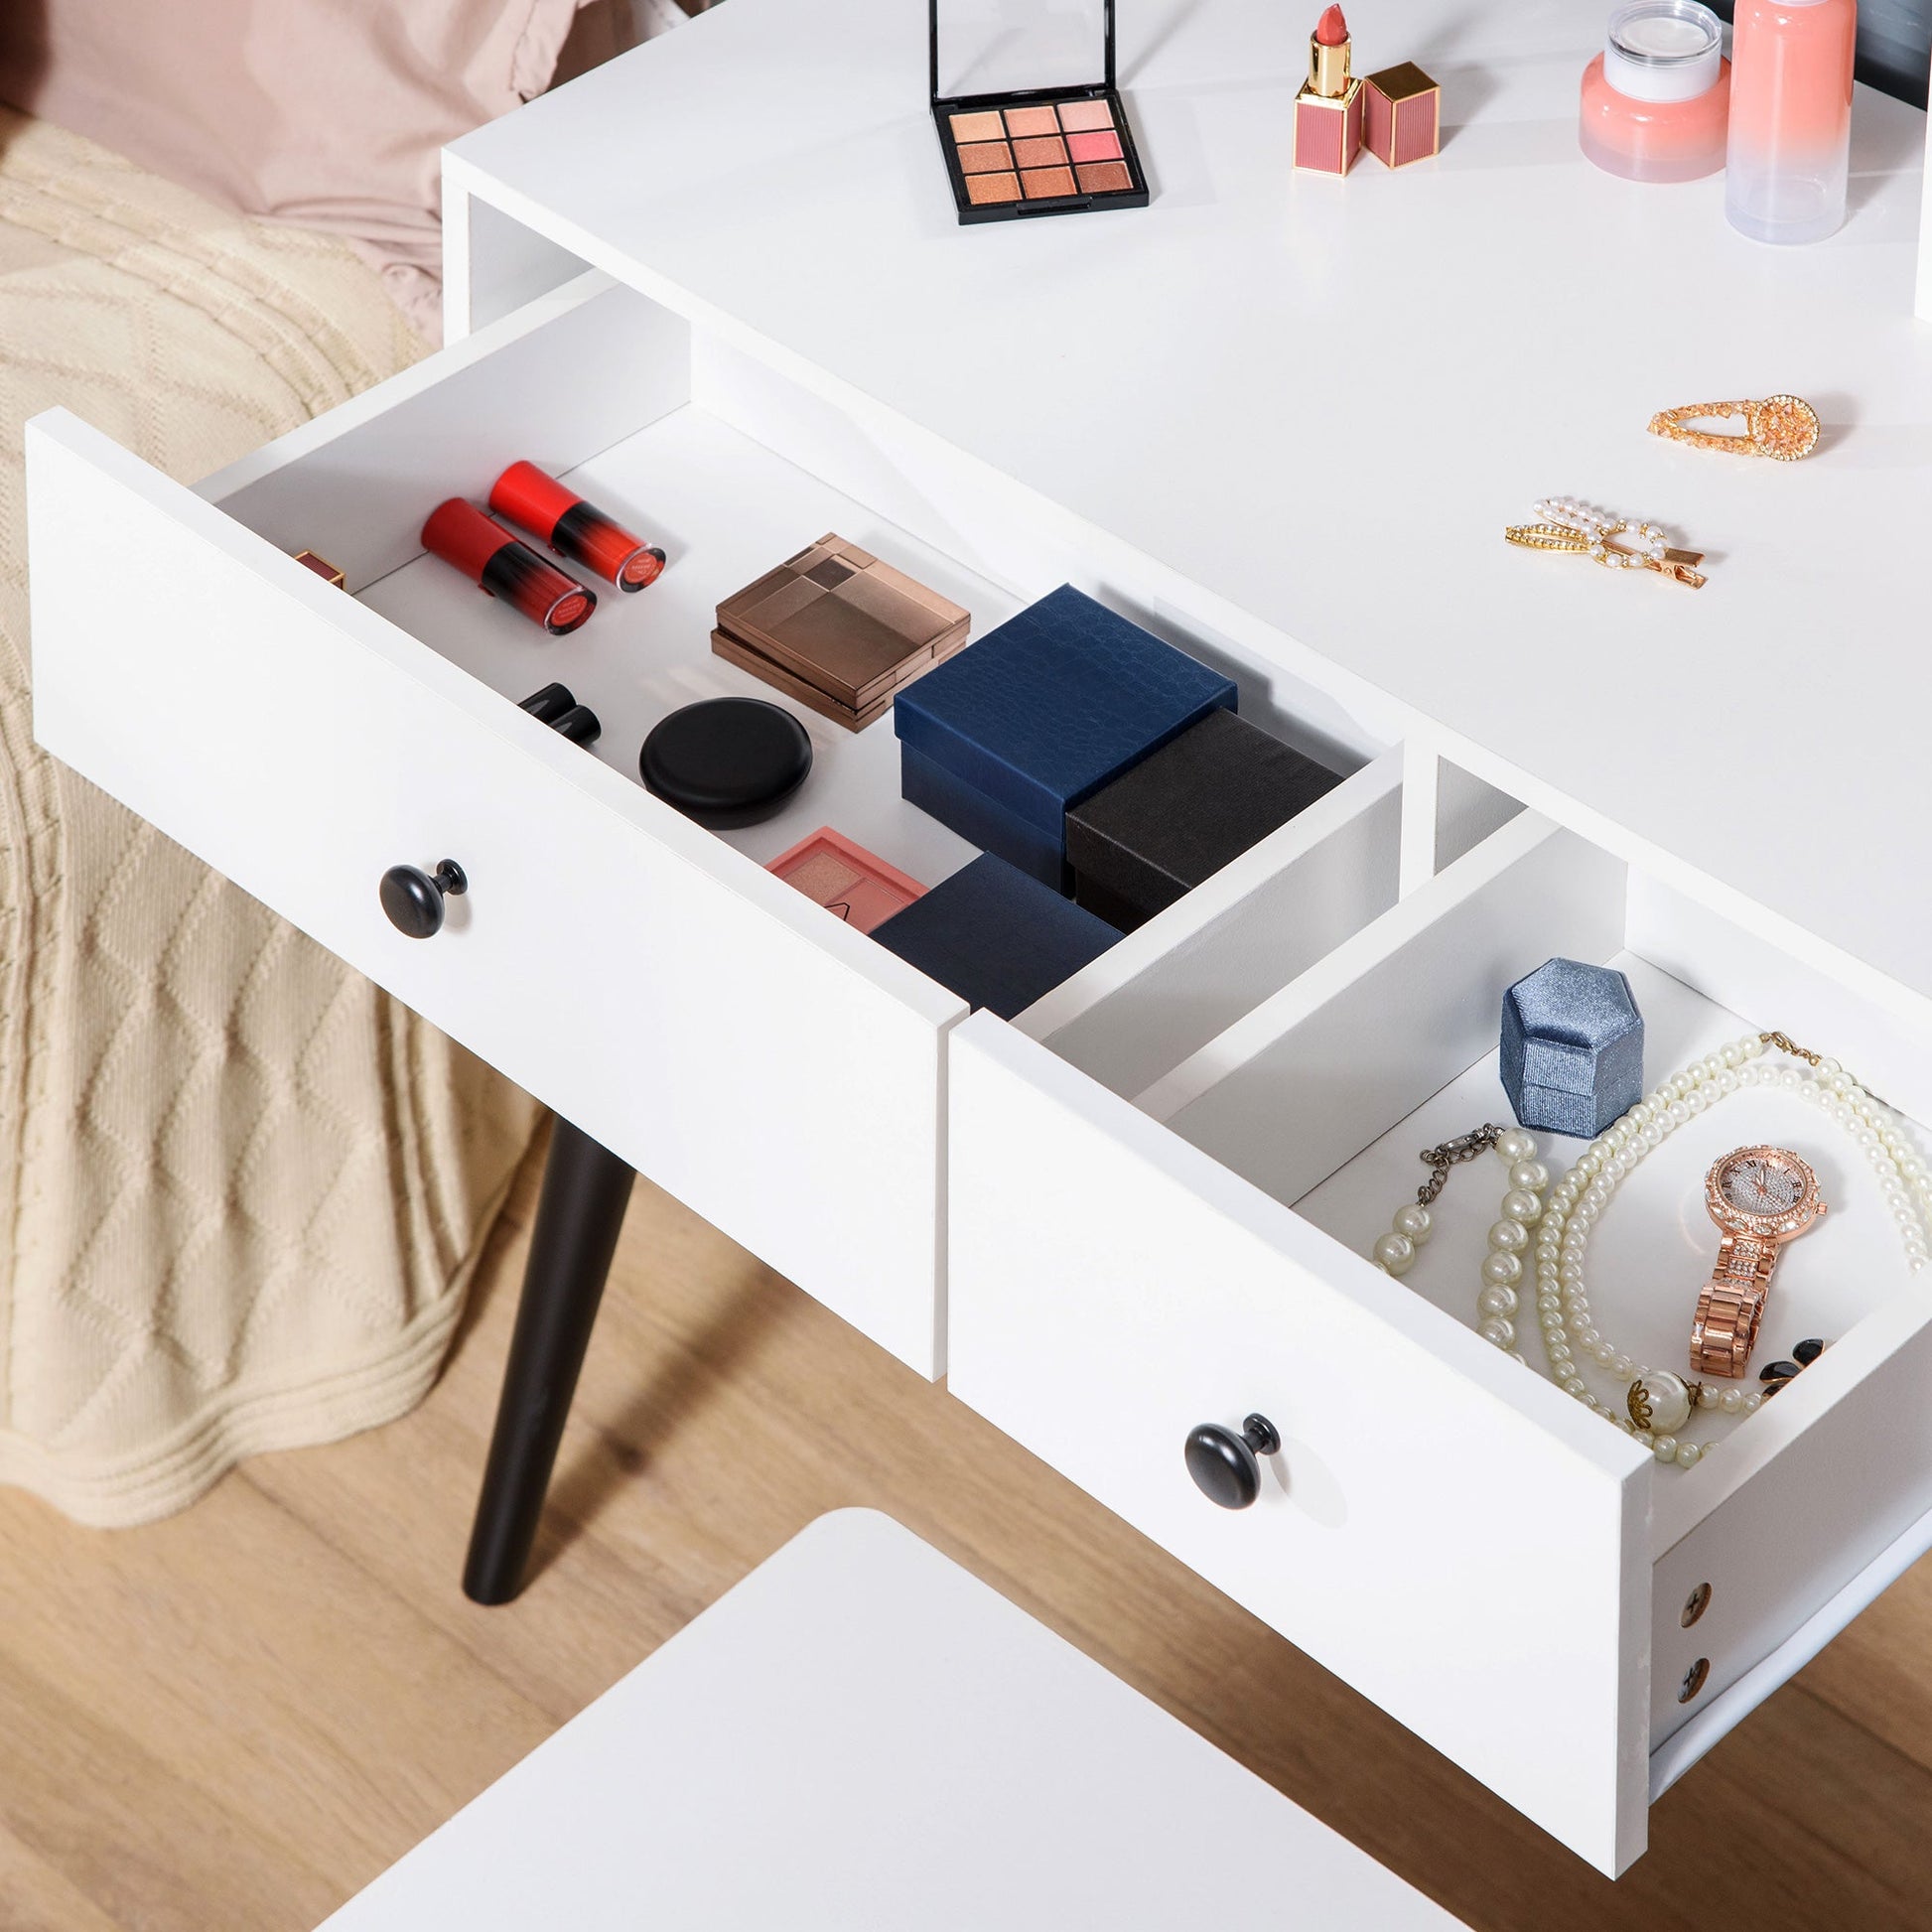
[950,810,1932,1871]
[25,274,992,1375]
[27,270,1396,1378]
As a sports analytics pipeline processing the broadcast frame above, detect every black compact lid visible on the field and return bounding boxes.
[640,697,812,829]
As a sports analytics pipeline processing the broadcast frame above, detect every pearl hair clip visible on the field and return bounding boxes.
[1505,496,1707,587]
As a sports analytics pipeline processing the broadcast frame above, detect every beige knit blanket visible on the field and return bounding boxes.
[0,109,540,1527]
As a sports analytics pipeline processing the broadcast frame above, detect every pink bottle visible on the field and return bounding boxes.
[1580,1,1729,184]
[1725,0,1857,243]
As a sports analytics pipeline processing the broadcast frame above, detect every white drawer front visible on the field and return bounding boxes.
[27,414,962,1375]
[948,1019,1650,1874]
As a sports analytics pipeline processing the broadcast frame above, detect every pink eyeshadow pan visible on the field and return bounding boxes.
[1056,99,1114,132]
[1004,104,1061,138]
[1065,129,1122,163]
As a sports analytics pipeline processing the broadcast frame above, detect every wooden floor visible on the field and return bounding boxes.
[5,1124,1932,1931]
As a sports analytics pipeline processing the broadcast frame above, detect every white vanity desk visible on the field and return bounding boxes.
[25,0,1932,1883]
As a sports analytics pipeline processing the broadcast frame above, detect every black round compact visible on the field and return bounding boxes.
[639,697,812,829]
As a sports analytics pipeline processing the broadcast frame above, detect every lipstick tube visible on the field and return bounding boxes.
[489,461,666,592]
[421,499,596,635]
[1295,4,1364,176]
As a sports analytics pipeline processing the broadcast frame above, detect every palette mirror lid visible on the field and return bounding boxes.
[930,0,1116,106]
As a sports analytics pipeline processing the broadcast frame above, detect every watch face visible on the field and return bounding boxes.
[1720,1152,1806,1217]
[1707,1145,1822,1236]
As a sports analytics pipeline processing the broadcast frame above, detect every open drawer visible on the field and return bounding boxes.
[949,809,1932,1871]
[24,268,1396,1378]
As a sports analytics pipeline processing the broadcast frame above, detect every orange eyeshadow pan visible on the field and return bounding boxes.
[1011,134,1067,168]
[1021,166,1077,199]
[966,171,1022,205]
[957,141,1012,174]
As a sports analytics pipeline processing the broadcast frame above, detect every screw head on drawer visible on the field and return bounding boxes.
[1183,1413,1282,1510]
[379,860,468,939]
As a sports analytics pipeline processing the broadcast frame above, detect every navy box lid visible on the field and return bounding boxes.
[1065,711,1343,928]
[892,586,1237,844]
[871,853,1121,1020]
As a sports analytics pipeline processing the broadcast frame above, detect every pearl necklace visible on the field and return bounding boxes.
[1369,1034,1931,1470]
[1370,1125,1552,1362]
[1528,1034,1932,1467]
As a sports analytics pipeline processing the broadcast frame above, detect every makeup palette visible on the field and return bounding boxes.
[766,827,926,934]
[714,534,970,731]
[930,0,1148,224]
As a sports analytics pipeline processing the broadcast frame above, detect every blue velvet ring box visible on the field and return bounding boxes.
[871,853,1122,1019]
[893,585,1238,890]
[1500,956,1645,1139]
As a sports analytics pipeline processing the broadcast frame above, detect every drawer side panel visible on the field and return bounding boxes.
[1650,1290,1932,1754]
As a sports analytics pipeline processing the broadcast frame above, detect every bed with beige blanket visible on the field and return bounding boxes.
[0,107,538,1528]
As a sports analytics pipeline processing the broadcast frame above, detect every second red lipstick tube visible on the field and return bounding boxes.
[489,461,666,592]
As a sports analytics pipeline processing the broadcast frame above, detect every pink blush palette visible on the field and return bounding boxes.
[766,828,927,934]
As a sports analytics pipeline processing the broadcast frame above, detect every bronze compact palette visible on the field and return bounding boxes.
[929,0,1148,225]
[713,534,971,732]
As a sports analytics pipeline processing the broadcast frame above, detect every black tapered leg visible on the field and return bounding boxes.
[464,1116,635,1604]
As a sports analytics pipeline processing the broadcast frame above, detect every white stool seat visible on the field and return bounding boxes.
[321,1510,1466,1929]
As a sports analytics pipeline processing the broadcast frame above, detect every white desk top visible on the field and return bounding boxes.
[451,0,1932,999]
[319,1511,1463,1928]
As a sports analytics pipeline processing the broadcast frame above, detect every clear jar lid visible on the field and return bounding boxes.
[1603,0,1724,103]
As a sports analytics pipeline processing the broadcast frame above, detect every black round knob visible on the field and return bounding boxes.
[1184,1413,1282,1510]
[379,860,468,938]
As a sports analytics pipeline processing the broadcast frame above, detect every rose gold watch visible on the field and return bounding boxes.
[1689,1146,1825,1380]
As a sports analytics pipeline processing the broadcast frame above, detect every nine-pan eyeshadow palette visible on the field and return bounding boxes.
[935,91,1148,223]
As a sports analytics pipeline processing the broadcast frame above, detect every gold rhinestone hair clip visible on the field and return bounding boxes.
[1504,497,1707,587]
[1649,394,1819,462]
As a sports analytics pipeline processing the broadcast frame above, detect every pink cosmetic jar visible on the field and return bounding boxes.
[1580,0,1729,184]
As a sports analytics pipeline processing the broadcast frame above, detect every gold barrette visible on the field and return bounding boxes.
[1648,394,1819,462]
[1505,497,1706,587]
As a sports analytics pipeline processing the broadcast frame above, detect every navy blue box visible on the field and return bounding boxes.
[871,853,1122,1019]
[900,746,1067,893]
[893,586,1237,874]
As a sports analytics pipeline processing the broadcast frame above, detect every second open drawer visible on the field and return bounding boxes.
[949,809,1932,1874]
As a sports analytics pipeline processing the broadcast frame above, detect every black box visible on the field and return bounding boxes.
[1064,710,1342,930]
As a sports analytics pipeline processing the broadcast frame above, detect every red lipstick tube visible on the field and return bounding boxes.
[421,499,596,634]
[489,461,666,592]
